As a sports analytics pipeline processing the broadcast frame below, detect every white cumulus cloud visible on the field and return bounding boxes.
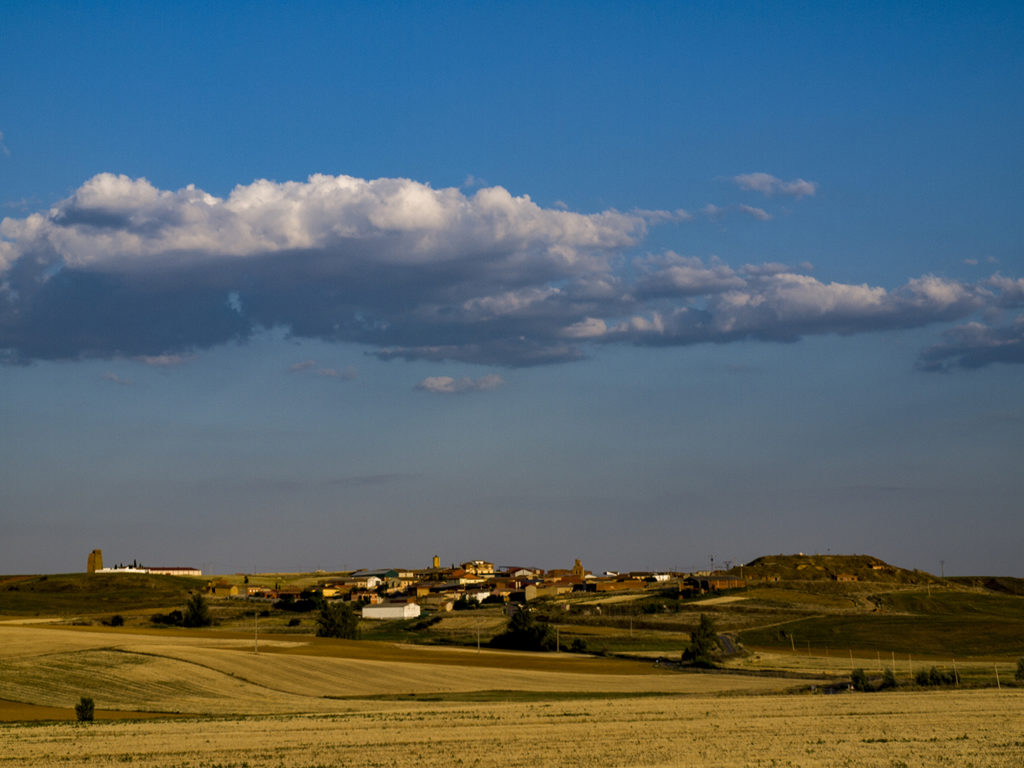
[0,171,1019,371]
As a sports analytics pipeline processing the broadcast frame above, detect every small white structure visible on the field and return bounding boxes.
[149,567,203,576]
[361,602,421,620]
[98,566,149,574]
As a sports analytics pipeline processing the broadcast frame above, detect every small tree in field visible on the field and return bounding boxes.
[182,592,212,628]
[682,613,720,667]
[75,696,94,722]
[315,600,360,639]
[879,667,898,689]
[850,668,871,691]
[489,607,555,651]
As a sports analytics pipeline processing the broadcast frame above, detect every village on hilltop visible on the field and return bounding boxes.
[84,548,907,621]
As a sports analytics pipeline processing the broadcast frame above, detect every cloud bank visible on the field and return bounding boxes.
[1,172,1020,371]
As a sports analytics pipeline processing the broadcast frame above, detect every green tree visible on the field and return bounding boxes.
[682,613,720,667]
[75,696,94,722]
[182,592,212,628]
[879,667,898,689]
[489,608,555,651]
[315,600,360,639]
[850,668,871,692]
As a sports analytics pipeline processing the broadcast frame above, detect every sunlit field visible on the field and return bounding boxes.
[0,624,802,717]
[2,622,1022,767]
[3,691,1022,768]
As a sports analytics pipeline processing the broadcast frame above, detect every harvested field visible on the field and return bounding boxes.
[1,690,1021,767]
[0,699,180,723]
[2,622,1022,766]
[0,625,808,717]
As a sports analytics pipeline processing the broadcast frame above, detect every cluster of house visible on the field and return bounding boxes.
[227,557,747,620]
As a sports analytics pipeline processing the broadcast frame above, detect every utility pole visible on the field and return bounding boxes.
[254,612,258,655]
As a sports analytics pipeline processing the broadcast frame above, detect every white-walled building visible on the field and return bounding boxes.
[361,602,421,620]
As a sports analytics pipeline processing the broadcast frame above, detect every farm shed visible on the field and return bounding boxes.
[362,602,421,620]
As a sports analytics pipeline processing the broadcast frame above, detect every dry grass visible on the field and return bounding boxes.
[0,625,806,717]
[2,623,1021,766]
[2,690,1021,767]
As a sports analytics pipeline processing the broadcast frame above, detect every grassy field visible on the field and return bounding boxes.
[0,573,204,617]
[737,589,1024,658]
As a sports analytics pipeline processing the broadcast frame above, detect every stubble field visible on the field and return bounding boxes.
[4,690,1023,768]
[2,622,1022,767]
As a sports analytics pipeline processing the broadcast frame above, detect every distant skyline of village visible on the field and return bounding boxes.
[80,548,967,582]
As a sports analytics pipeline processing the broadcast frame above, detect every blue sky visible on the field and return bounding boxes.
[1,1,1021,576]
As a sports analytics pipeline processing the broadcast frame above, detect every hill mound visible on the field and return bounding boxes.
[735,554,936,585]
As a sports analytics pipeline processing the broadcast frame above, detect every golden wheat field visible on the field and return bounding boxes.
[4,691,1023,768]
[2,623,1022,767]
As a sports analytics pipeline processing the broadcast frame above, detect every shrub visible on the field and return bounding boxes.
[287,618,300,627]
[275,597,318,613]
[182,592,212,628]
[151,609,183,626]
[102,614,124,627]
[1016,658,1024,682]
[850,668,871,692]
[569,638,588,653]
[453,595,477,611]
[489,608,555,651]
[75,696,94,722]
[879,667,898,689]
[916,666,956,686]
